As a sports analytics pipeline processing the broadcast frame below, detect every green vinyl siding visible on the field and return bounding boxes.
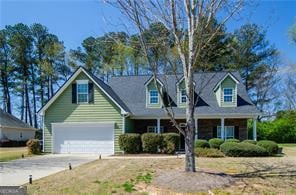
[220,76,237,107]
[146,82,162,108]
[124,117,135,133]
[44,72,123,153]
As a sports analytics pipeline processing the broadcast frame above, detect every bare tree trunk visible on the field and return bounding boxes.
[30,64,38,128]
[25,83,32,126]
[21,85,25,121]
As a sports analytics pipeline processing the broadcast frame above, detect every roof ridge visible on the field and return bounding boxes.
[110,70,239,78]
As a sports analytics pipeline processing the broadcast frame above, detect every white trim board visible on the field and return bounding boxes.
[213,72,240,91]
[38,67,128,116]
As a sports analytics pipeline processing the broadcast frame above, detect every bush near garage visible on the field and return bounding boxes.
[209,138,224,149]
[162,133,180,154]
[257,140,279,155]
[220,142,268,157]
[195,147,224,158]
[26,139,41,155]
[195,139,210,148]
[119,133,142,153]
[141,133,163,153]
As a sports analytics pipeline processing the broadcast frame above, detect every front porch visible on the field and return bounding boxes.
[124,117,257,142]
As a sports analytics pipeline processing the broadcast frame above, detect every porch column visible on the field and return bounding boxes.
[221,118,225,140]
[253,117,257,141]
[157,118,161,133]
[195,118,198,140]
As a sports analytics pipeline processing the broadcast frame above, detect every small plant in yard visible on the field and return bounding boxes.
[122,180,135,192]
[136,172,153,184]
[195,148,224,158]
[195,139,210,148]
[209,138,224,149]
[257,140,279,155]
[26,139,40,154]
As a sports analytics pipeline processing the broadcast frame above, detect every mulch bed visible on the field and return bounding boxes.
[153,169,235,193]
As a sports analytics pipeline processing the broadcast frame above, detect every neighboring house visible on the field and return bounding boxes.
[0,108,36,141]
[38,67,260,154]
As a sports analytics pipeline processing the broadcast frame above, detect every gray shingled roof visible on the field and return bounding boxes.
[0,108,36,130]
[108,72,260,118]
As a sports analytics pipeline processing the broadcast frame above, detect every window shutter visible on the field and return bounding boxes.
[212,126,217,138]
[234,126,239,139]
[72,83,77,103]
[88,83,94,103]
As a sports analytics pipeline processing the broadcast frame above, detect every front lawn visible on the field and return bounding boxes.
[0,147,29,162]
[25,145,296,194]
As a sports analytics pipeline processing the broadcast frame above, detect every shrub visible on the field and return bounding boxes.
[26,139,41,155]
[119,133,142,153]
[195,148,224,158]
[242,139,257,145]
[195,139,210,148]
[225,139,240,143]
[162,133,180,154]
[209,138,224,149]
[257,140,279,155]
[141,133,163,153]
[220,142,268,157]
[0,140,27,147]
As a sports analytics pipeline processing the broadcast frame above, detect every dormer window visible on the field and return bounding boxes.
[149,90,159,104]
[223,88,233,102]
[180,89,187,103]
[77,80,88,103]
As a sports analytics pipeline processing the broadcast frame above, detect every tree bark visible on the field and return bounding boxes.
[30,64,38,128]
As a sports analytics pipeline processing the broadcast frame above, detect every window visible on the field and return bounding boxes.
[147,126,164,133]
[223,88,233,102]
[149,90,159,104]
[77,82,88,103]
[180,89,187,103]
[217,126,234,139]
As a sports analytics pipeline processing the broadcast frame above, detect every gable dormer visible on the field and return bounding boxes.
[145,76,163,108]
[213,73,239,107]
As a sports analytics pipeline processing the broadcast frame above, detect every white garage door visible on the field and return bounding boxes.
[52,122,114,154]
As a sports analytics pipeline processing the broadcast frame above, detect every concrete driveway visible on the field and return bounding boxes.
[0,154,99,186]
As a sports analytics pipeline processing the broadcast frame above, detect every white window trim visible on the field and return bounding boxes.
[223,88,234,103]
[147,126,163,133]
[217,126,234,139]
[76,80,89,104]
[180,89,187,103]
[149,90,159,104]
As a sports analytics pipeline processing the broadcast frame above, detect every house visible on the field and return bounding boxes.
[0,108,36,141]
[38,67,260,154]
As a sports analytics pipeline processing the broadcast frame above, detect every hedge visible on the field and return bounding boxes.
[162,133,180,154]
[195,148,224,158]
[225,139,240,143]
[119,133,142,153]
[0,140,27,147]
[242,139,257,145]
[220,142,268,157]
[195,139,210,148]
[26,139,41,155]
[209,138,224,149]
[257,140,279,155]
[141,133,163,153]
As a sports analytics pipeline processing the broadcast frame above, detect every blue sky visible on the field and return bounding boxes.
[1,0,296,65]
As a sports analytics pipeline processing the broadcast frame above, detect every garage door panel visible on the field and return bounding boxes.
[52,122,114,154]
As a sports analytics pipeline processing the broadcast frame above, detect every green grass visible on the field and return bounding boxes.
[0,147,30,162]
